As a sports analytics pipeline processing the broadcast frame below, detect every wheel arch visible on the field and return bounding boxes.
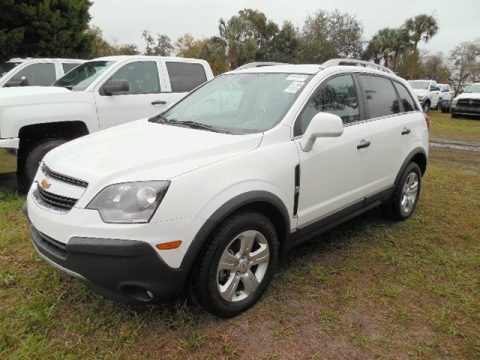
[395,147,427,186]
[181,191,291,281]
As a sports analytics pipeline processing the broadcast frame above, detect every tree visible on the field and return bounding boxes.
[404,14,439,78]
[219,9,279,68]
[363,27,409,71]
[0,0,94,61]
[176,33,229,75]
[142,31,174,56]
[449,40,480,95]
[419,52,450,82]
[299,9,363,63]
[87,26,139,57]
[268,21,300,63]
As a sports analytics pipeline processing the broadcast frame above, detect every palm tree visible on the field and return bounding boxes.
[390,28,410,72]
[404,15,439,78]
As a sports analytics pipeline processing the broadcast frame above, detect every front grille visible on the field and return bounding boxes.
[35,229,67,259]
[457,98,480,108]
[42,164,88,188]
[34,185,78,211]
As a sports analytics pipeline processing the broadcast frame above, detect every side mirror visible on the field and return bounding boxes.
[300,112,344,152]
[5,76,29,87]
[102,80,129,96]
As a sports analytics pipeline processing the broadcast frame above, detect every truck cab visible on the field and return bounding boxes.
[0,55,214,190]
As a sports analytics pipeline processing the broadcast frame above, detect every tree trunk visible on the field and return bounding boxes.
[409,42,418,79]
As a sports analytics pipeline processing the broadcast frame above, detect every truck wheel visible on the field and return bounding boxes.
[18,139,66,193]
[383,162,422,221]
[423,101,431,113]
[191,211,279,318]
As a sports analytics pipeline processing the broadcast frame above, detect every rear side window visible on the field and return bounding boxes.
[393,82,418,112]
[295,74,360,136]
[166,62,207,92]
[358,75,400,118]
[62,62,80,74]
[12,63,56,86]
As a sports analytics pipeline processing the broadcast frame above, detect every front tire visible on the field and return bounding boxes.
[423,100,431,113]
[383,162,422,221]
[191,211,279,318]
[18,138,66,193]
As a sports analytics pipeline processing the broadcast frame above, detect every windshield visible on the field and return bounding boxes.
[54,61,114,91]
[150,73,312,134]
[0,62,20,77]
[464,84,480,93]
[408,81,430,90]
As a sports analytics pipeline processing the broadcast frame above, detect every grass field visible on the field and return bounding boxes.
[429,111,480,142]
[0,113,479,359]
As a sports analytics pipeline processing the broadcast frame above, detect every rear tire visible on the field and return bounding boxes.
[383,162,422,221]
[18,139,66,193]
[191,211,279,318]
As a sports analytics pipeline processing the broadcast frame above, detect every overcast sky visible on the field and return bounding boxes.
[90,0,480,56]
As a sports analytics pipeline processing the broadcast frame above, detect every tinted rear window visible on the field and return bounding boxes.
[394,82,418,112]
[359,75,400,118]
[166,62,207,92]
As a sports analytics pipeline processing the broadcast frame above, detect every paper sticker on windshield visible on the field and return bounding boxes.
[284,81,305,93]
[286,74,309,82]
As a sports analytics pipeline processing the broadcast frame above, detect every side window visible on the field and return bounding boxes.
[166,62,207,92]
[62,62,80,74]
[12,63,56,86]
[295,74,359,136]
[104,61,161,95]
[358,75,400,118]
[393,82,418,112]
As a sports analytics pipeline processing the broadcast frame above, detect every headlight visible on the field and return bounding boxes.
[451,98,458,106]
[87,181,170,223]
[417,95,424,101]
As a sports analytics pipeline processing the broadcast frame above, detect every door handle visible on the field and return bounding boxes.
[357,140,371,150]
[401,128,411,135]
[151,100,167,105]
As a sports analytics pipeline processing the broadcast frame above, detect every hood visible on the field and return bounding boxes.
[412,89,428,97]
[0,86,79,106]
[44,119,263,185]
[455,92,480,100]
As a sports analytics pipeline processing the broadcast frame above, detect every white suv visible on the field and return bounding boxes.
[26,59,429,317]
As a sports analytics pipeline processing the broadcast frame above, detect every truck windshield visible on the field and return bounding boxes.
[0,62,20,77]
[150,73,312,134]
[464,84,480,93]
[54,61,114,91]
[408,81,430,90]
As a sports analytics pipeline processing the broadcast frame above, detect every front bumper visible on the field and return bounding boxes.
[451,106,480,117]
[30,224,188,303]
[0,137,19,149]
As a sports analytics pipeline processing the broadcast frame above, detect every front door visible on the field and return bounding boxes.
[94,60,170,129]
[294,74,373,227]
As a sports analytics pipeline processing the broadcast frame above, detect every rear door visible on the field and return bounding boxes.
[356,74,421,194]
[94,59,170,129]
[294,73,373,226]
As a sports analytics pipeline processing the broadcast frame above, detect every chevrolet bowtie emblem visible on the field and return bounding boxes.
[41,179,51,190]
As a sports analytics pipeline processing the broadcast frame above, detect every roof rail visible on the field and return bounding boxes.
[322,58,394,74]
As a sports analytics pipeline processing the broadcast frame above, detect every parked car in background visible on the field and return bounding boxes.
[0,58,84,87]
[438,83,455,113]
[26,59,428,317]
[451,83,480,118]
[408,80,440,112]
[0,55,214,190]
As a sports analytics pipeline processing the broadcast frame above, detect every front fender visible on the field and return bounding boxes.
[0,101,98,138]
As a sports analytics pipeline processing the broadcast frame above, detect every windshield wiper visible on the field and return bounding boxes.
[150,115,220,133]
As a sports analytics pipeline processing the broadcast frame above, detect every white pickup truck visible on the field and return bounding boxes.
[408,80,441,112]
[0,55,214,190]
[0,58,84,87]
